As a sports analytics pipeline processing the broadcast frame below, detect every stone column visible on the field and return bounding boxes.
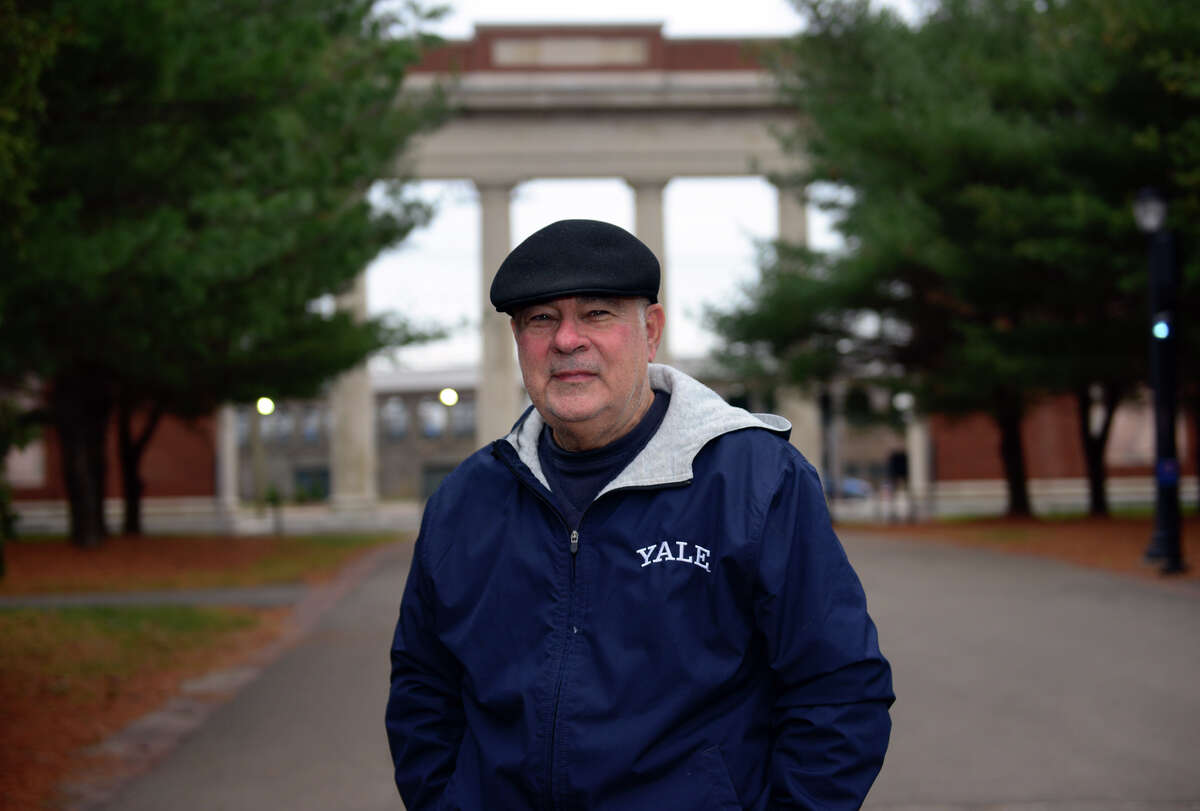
[330,271,378,509]
[906,416,933,519]
[476,181,522,446]
[826,380,848,500]
[772,182,824,477]
[776,181,808,248]
[216,404,239,521]
[629,178,670,364]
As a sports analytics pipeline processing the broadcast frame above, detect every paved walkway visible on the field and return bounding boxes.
[77,532,1200,810]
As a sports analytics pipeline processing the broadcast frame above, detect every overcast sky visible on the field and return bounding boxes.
[366,1,875,371]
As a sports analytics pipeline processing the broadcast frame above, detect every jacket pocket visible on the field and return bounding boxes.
[435,770,460,811]
[694,745,744,811]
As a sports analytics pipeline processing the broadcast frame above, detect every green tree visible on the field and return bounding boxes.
[1,2,60,572]
[1069,0,1200,509]
[0,0,445,545]
[717,0,1196,516]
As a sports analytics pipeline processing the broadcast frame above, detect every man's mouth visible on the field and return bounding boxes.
[551,370,597,382]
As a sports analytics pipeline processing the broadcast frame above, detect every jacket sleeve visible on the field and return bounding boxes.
[753,454,894,809]
[386,508,465,810]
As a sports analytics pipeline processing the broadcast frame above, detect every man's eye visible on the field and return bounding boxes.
[586,310,611,318]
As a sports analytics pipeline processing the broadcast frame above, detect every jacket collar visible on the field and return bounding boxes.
[501,363,791,495]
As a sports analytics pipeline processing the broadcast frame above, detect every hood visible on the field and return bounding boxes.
[502,363,791,495]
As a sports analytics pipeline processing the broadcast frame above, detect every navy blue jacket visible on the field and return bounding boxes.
[387,365,893,810]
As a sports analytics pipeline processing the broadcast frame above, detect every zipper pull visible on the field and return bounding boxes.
[569,530,579,556]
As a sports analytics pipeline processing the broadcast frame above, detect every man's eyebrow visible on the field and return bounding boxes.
[578,296,622,307]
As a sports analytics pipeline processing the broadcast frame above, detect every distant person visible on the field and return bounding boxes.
[887,449,910,523]
[386,220,894,809]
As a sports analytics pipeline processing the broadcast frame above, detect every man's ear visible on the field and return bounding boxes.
[644,302,665,361]
[509,316,518,339]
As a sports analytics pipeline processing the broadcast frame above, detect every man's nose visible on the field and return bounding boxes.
[552,315,588,353]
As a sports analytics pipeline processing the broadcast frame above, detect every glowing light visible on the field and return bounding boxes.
[1153,321,1170,340]
[256,397,276,416]
[439,387,459,407]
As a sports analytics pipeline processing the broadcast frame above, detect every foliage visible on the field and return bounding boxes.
[0,0,446,543]
[714,0,1200,515]
[0,0,61,249]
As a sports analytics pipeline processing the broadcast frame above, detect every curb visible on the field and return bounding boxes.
[57,540,412,811]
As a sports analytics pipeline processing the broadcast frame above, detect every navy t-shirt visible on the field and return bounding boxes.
[538,390,670,530]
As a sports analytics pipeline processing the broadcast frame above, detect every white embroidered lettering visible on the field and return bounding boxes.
[635,539,713,574]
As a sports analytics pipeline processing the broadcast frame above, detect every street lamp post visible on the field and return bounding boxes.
[1133,188,1185,574]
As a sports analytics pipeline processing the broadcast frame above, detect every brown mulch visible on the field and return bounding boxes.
[844,513,1200,584]
[0,534,354,595]
[1,535,281,594]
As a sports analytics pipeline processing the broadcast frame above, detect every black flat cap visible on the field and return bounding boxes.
[490,219,660,313]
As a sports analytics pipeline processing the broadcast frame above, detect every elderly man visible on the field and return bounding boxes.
[386,219,893,810]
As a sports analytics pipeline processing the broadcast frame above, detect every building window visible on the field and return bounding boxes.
[450,399,475,437]
[294,467,330,502]
[264,405,295,443]
[380,396,410,439]
[302,406,325,443]
[418,398,447,438]
[236,409,250,446]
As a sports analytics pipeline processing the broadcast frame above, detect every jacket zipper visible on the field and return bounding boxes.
[546,528,579,810]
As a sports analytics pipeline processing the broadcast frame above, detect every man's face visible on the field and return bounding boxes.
[511,295,665,451]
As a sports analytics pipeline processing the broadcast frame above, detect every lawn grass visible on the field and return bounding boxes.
[0,605,258,700]
[0,532,405,595]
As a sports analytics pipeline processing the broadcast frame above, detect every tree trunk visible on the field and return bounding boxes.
[1074,384,1120,518]
[51,372,112,547]
[993,397,1031,517]
[1191,404,1199,513]
[117,400,164,536]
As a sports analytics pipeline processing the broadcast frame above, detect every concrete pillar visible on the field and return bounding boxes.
[629,178,670,364]
[476,181,523,446]
[250,407,265,505]
[216,404,239,519]
[330,271,377,509]
[827,381,847,500]
[777,387,823,472]
[906,416,933,518]
[776,181,808,246]
[772,181,824,478]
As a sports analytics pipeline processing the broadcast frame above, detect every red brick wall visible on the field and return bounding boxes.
[12,412,215,500]
[410,27,773,74]
[932,395,1195,481]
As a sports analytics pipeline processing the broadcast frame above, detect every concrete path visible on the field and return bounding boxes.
[82,532,1200,810]
[850,533,1200,810]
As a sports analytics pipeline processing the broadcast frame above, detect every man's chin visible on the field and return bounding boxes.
[544,397,603,426]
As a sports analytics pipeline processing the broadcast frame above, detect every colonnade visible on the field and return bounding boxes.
[213,178,931,518]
